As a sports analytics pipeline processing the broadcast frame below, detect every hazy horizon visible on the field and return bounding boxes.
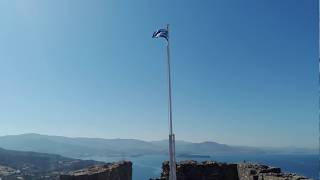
[0,0,317,149]
[0,132,316,150]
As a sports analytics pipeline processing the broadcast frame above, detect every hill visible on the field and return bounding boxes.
[0,147,101,179]
[0,134,263,158]
[0,134,315,160]
[0,133,162,158]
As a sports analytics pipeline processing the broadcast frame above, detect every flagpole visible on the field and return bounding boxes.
[166,24,177,180]
[318,0,320,179]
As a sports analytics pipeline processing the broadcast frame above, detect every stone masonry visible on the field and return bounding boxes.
[150,161,313,180]
[60,161,132,180]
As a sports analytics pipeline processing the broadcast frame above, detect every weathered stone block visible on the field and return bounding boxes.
[60,161,132,180]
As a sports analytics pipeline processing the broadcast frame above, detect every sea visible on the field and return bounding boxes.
[87,154,319,180]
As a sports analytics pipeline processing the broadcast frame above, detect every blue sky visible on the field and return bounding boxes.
[0,0,317,148]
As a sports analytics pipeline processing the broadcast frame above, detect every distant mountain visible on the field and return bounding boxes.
[151,140,265,155]
[151,139,192,147]
[0,134,314,160]
[0,133,162,158]
[0,147,100,179]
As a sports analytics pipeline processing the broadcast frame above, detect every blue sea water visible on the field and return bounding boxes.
[89,154,319,180]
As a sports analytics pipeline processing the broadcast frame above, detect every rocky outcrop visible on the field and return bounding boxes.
[60,161,132,180]
[238,163,311,180]
[151,161,312,180]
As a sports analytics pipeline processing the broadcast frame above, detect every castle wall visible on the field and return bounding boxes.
[152,160,239,180]
[60,161,132,180]
[151,161,312,180]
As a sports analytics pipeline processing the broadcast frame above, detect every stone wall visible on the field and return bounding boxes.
[60,161,132,180]
[151,161,312,180]
[59,159,312,180]
[237,163,281,180]
[237,163,312,180]
[151,160,239,180]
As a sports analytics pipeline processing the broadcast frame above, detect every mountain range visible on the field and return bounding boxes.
[0,133,315,160]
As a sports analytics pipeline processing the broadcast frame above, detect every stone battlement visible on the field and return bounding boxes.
[59,160,312,180]
[60,161,132,180]
[151,160,312,180]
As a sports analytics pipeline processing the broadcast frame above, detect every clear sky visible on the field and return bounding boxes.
[0,0,317,148]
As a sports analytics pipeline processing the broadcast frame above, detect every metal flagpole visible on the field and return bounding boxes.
[166,24,177,180]
[315,0,320,179]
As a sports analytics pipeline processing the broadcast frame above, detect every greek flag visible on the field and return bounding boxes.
[152,29,168,41]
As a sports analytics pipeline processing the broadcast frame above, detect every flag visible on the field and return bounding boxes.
[152,29,169,41]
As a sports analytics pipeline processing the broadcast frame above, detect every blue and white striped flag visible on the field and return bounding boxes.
[152,29,169,41]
